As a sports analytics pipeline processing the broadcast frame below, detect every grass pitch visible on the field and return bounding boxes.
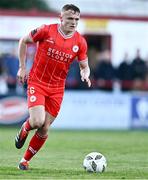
[0,127,148,179]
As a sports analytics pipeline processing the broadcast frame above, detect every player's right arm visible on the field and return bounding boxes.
[17,35,33,83]
[17,25,47,83]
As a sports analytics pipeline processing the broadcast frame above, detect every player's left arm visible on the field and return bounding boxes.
[79,60,91,87]
[78,36,91,87]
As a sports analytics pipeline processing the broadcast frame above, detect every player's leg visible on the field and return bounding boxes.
[18,111,55,170]
[15,105,45,149]
[15,87,45,149]
[18,93,62,170]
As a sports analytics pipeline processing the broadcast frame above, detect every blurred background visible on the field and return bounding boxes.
[0,0,148,129]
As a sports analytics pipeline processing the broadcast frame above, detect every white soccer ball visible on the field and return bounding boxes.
[83,152,107,173]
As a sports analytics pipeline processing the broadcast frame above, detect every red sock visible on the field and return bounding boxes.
[23,132,48,161]
[24,118,32,131]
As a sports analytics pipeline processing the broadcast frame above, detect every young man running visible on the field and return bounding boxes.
[15,4,91,170]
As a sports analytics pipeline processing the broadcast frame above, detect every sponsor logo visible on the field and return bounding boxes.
[47,47,73,62]
[72,45,79,52]
[0,96,28,124]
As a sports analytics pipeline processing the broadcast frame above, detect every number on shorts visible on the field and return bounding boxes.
[30,87,35,94]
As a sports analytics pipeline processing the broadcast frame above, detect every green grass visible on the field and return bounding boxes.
[0,127,148,179]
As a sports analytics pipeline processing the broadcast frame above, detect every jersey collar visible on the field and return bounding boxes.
[58,24,75,39]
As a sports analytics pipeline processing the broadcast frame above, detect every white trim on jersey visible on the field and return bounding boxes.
[58,24,75,39]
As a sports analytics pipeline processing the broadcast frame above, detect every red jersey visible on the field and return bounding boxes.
[28,24,88,90]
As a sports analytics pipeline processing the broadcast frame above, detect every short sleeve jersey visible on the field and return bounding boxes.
[28,24,88,89]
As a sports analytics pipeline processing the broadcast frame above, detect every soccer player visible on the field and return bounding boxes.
[15,4,91,170]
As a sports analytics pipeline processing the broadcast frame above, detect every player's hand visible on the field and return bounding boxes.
[17,67,27,84]
[80,70,91,87]
[81,77,91,87]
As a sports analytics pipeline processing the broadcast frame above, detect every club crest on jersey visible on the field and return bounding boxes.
[72,45,79,53]
[30,95,37,102]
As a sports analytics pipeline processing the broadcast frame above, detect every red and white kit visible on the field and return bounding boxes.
[27,24,88,116]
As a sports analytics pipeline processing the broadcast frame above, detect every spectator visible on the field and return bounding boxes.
[143,54,148,90]
[131,49,147,90]
[117,52,133,91]
[93,50,116,91]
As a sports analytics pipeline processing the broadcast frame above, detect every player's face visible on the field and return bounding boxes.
[60,10,80,35]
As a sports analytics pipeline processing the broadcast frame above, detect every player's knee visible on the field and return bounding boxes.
[30,117,45,128]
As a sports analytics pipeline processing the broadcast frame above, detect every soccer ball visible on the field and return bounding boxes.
[83,152,107,173]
